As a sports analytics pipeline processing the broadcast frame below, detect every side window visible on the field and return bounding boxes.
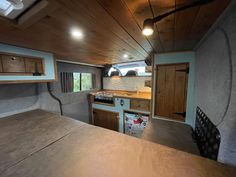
[73,73,81,92]
[61,72,94,93]
[81,73,92,91]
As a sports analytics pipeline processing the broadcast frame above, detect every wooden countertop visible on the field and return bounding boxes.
[0,110,235,177]
[90,90,151,100]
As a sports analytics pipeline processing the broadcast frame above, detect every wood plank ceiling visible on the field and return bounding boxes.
[0,0,230,65]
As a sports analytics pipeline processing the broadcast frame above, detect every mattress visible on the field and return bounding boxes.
[0,110,235,177]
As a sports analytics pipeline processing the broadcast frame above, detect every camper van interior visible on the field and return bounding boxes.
[0,0,236,176]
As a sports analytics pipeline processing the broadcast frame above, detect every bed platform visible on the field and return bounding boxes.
[0,110,235,177]
[141,118,199,155]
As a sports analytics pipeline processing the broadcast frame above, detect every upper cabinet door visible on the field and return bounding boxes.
[1,55,26,73]
[25,58,44,74]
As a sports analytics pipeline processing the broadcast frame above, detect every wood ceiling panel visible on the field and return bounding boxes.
[174,0,200,50]
[95,0,155,54]
[56,0,150,58]
[40,10,144,60]
[122,0,164,52]
[0,18,118,64]
[189,0,231,41]
[0,0,231,65]
[0,0,154,65]
[150,0,175,52]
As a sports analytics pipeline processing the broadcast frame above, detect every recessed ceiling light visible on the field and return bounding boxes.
[71,28,83,40]
[123,54,128,58]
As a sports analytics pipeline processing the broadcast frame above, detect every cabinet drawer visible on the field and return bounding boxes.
[25,58,44,74]
[1,55,25,73]
[130,99,150,112]
[0,57,3,72]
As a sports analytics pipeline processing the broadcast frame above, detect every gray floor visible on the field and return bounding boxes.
[141,119,199,155]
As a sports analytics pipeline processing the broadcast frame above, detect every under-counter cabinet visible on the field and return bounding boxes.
[93,109,119,131]
[91,95,151,133]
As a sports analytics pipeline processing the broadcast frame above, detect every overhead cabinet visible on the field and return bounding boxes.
[0,53,44,74]
[0,43,57,84]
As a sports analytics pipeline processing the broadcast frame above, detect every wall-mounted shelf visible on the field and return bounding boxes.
[0,53,44,75]
[0,43,57,84]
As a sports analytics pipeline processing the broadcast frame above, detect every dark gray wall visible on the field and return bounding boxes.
[39,62,102,123]
[0,62,102,123]
[195,2,236,166]
[0,84,39,117]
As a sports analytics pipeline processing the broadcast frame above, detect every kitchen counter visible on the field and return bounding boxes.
[1,110,236,177]
[90,90,151,100]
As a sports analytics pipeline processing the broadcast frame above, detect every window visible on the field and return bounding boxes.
[108,61,151,77]
[73,73,81,92]
[81,73,92,91]
[61,72,94,93]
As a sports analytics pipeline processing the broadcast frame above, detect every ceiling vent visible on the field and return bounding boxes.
[0,0,59,28]
[0,0,36,19]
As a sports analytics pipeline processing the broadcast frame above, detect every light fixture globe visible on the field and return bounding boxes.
[142,18,154,36]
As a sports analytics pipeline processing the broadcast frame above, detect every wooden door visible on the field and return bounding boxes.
[154,63,189,121]
[93,109,119,131]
